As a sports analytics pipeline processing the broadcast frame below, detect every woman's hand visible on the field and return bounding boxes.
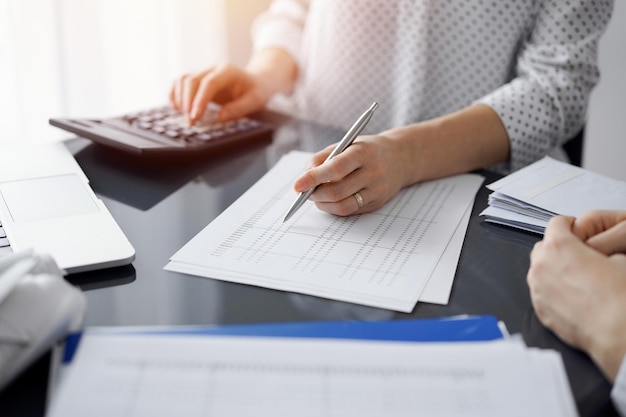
[291,103,511,217]
[169,63,271,125]
[170,47,298,125]
[292,134,411,216]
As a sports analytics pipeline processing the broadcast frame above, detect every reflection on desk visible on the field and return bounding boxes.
[72,137,271,211]
[66,264,136,291]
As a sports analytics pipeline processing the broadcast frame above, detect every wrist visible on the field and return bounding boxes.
[246,47,298,99]
[378,123,433,187]
[589,341,626,383]
[586,312,626,382]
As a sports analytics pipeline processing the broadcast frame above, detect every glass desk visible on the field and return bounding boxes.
[0,114,616,417]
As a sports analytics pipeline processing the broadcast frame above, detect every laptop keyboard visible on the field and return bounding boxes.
[0,221,13,258]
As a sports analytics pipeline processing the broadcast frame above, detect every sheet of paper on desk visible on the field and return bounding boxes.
[481,156,626,233]
[165,151,483,312]
[47,332,577,417]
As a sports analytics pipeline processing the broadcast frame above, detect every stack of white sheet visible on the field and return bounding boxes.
[481,156,626,234]
[47,331,579,417]
[166,151,484,311]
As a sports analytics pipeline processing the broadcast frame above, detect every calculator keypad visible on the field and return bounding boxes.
[112,105,265,146]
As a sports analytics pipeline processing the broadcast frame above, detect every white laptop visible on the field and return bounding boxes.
[0,142,135,274]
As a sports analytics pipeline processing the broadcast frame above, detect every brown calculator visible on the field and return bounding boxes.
[50,103,273,156]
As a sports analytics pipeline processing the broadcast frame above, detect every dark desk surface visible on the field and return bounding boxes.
[0,114,617,416]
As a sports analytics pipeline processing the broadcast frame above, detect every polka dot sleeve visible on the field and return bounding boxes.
[478,0,614,172]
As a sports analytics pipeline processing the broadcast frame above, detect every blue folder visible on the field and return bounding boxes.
[63,315,505,363]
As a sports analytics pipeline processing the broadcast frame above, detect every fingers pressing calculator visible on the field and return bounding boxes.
[49,103,273,156]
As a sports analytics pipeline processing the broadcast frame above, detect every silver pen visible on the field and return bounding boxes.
[283,101,379,222]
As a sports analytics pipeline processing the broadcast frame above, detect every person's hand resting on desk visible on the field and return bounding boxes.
[527,210,626,414]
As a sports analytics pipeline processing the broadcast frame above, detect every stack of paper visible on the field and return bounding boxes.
[47,320,578,417]
[166,151,484,312]
[481,156,626,234]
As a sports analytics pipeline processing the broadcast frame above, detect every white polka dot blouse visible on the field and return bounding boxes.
[253,0,614,173]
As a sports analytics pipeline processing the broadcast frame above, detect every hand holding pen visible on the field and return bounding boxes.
[283,102,379,222]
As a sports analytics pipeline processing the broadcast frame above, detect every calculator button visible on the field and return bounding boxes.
[98,104,271,153]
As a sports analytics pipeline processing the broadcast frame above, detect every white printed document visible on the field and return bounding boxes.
[166,151,483,312]
[481,156,626,233]
[47,332,578,417]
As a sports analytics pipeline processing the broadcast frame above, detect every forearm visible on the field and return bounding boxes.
[248,0,306,98]
[246,47,299,99]
[381,103,510,187]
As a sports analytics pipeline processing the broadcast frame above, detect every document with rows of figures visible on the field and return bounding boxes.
[166,151,483,312]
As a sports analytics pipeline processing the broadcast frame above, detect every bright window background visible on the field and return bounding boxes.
[0,0,229,144]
